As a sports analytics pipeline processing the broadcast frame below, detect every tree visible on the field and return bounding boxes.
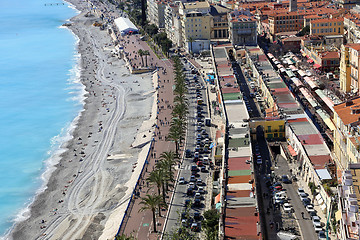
[188,37,194,54]
[147,169,163,196]
[143,50,150,67]
[297,25,310,36]
[145,24,159,36]
[138,49,144,66]
[115,233,136,240]
[202,209,220,240]
[139,194,163,232]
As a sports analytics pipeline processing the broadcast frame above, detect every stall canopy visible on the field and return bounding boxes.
[287,145,297,156]
[314,63,321,68]
[114,17,139,35]
[215,193,221,204]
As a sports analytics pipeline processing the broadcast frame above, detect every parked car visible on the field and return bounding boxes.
[297,188,305,196]
[302,198,311,207]
[185,149,192,158]
[191,165,198,172]
[179,177,185,185]
[318,231,326,239]
[193,212,202,221]
[201,166,207,172]
[190,175,196,182]
[196,161,203,167]
[198,186,205,194]
[195,192,202,200]
[196,179,203,186]
[191,222,200,232]
[306,204,316,214]
[281,175,292,184]
[193,199,201,207]
[283,203,293,213]
[312,216,322,228]
[184,199,191,207]
[299,192,308,201]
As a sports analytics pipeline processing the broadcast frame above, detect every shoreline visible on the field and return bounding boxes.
[8,0,156,239]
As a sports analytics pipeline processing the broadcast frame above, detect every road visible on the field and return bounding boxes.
[164,59,212,236]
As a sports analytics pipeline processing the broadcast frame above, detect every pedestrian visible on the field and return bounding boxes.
[301,211,304,219]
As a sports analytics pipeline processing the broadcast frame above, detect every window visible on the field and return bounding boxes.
[330,23,332,26]
[317,24,319,27]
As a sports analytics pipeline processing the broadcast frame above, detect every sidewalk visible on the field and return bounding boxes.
[119,35,178,240]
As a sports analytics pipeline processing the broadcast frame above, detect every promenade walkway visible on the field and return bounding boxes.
[119,34,178,240]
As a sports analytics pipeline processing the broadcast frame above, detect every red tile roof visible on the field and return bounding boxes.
[228,157,251,170]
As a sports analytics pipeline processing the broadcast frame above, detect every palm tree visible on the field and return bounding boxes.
[147,170,163,197]
[168,124,185,155]
[139,194,162,232]
[143,50,150,67]
[115,233,136,240]
[138,49,144,67]
[187,37,194,54]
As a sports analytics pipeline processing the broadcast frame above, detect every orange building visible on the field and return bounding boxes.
[310,17,344,36]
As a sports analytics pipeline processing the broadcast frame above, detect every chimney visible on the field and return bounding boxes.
[289,0,297,12]
[346,100,354,106]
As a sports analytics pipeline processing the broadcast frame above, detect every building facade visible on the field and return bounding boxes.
[228,11,257,46]
[147,0,167,28]
[310,17,344,36]
[340,44,352,93]
[268,12,304,36]
[210,4,230,40]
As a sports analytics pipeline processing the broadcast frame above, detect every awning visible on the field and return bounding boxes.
[307,59,314,63]
[302,53,307,57]
[216,202,221,209]
[215,194,221,204]
[316,169,332,180]
[313,63,321,68]
[316,193,324,205]
[287,145,297,157]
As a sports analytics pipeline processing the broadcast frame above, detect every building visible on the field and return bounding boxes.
[324,35,344,48]
[310,18,344,36]
[228,11,257,46]
[340,44,352,93]
[340,44,360,94]
[333,98,360,170]
[337,168,360,240]
[147,0,167,28]
[268,11,304,36]
[344,13,360,44]
[179,1,212,53]
[289,0,297,12]
[334,0,360,9]
[209,4,230,40]
[165,2,182,47]
[280,36,302,53]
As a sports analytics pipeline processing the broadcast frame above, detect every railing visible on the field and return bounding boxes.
[115,138,155,237]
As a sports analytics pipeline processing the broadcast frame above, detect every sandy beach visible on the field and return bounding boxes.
[9,1,156,239]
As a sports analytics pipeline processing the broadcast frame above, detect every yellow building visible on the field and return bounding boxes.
[179,1,212,53]
[249,120,285,140]
[333,98,360,170]
[340,44,351,93]
[310,17,344,36]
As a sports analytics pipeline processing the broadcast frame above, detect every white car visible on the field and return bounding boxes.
[306,204,316,213]
[312,216,321,228]
[179,177,185,185]
[283,203,293,213]
[297,188,305,196]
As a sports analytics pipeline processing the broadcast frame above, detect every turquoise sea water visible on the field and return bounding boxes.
[0,0,82,236]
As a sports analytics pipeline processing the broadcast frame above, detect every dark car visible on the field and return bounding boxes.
[201,166,206,172]
[193,199,201,207]
[281,175,292,184]
[184,199,191,207]
[193,212,202,221]
[185,149,192,158]
[302,198,311,207]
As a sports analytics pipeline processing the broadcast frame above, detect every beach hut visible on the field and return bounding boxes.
[114,17,139,36]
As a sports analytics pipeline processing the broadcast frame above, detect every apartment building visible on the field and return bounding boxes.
[268,11,304,36]
[228,11,257,46]
[337,168,360,240]
[310,17,344,36]
[333,98,360,170]
[179,1,212,52]
[344,13,360,44]
[147,0,167,28]
[340,44,360,94]
[164,2,182,47]
[210,4,230,40]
